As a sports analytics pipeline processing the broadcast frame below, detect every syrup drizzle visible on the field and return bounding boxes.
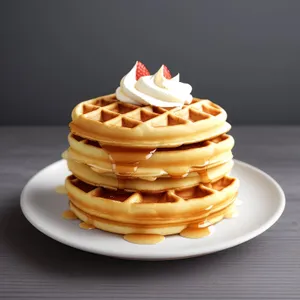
[197,167,210,183]
[79,222,96,230]
[66,194,239,245]
[180,226,212,239]
[101,144,156,176]
[124,234,165,245]
[180,200,238,239]
[62,210,77,220]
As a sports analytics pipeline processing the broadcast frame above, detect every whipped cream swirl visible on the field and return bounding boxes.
[116,62,193,107]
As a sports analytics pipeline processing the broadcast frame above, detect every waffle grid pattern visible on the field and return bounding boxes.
[70,94,230,147]
[79,95,223,129]
[67,175,236,204]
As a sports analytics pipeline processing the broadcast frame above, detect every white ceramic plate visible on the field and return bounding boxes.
[20,160,285,260]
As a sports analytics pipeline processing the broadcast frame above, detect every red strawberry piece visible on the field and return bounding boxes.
[163,65,172,79]
[136,61,150,80]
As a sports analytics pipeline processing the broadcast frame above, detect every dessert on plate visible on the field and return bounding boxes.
[62,62,239,244]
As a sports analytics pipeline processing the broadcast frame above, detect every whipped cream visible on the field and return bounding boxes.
[116,62,193,107]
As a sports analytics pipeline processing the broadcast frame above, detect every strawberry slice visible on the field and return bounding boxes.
[136,61,150,80]
[163,65,172,79]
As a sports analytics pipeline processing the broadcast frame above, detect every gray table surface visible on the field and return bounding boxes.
[0,126,299,300]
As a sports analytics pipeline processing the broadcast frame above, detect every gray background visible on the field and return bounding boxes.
[1,0,300,125]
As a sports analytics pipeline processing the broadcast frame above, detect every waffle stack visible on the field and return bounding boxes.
[64,94,239,242]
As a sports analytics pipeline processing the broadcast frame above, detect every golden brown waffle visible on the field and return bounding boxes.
[66,175,239,235]
[70,94,231,148]
[66,133,234,178]
[67,159,234,192]
[65,175,239,223]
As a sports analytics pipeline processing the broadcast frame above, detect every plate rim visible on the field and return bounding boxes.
[20,159,286,260]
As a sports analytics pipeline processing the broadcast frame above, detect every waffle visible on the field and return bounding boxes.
[66,175,239,235]
[64,80,239,242]
[66,133,234,178]
[70,94,231,148]
[67,158,234,192]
